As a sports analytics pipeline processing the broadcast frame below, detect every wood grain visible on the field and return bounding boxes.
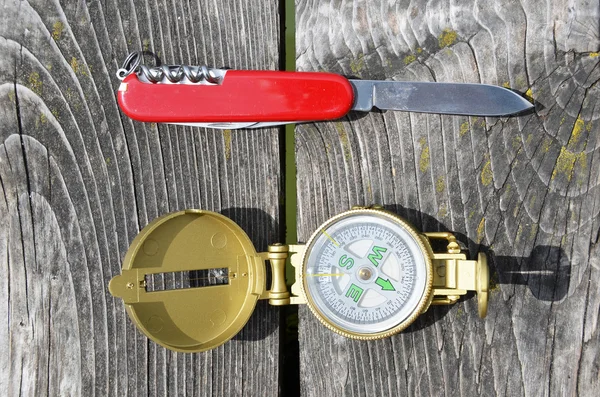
[295,1,599,396]
[0,0,281,396]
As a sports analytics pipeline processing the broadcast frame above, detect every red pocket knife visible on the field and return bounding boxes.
[116,52,533,129]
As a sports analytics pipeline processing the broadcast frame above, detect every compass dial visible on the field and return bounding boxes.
[302,210,433,337]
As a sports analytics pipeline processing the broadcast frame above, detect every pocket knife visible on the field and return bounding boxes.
[116,53,533,129]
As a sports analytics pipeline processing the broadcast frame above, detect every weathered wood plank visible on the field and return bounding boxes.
[0,0,281,396]
[295,1,599,396]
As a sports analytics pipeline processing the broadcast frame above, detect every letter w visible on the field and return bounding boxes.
[367,246,387,267]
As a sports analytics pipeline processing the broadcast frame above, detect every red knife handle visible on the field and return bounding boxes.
[117,70,354,123]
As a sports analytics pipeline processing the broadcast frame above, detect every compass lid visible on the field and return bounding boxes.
[109,209,265,352]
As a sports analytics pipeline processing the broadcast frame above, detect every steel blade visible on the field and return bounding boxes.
[350,80,533,116]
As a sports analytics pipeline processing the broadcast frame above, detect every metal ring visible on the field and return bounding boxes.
[116,68,129,80]
[117,51,142,80]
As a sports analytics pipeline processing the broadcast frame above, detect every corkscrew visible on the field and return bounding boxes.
[115,51,533,130]
[116,51,226,84]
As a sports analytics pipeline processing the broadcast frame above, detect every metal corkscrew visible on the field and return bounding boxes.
[116,51,225,84]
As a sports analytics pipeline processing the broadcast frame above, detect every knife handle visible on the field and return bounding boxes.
[117,70,354,124]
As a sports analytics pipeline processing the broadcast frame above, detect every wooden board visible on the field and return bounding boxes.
[295,1,599,396]
[0,0,281,396]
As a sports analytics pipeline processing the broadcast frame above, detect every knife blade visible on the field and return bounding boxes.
[351,80,533,117]
[117,69,533,129]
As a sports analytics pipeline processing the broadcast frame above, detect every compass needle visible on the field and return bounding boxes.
[375,277,396,291]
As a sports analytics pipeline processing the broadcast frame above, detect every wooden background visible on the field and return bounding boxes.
[1,0,598,396]
[0,0,282,396]
[295,1,599,396]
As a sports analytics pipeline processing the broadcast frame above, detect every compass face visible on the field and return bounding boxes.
[302,211,432,336]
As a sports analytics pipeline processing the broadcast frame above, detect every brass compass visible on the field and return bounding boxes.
[109,206,488,352]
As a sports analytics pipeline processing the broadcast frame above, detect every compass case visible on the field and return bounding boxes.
[109,210,265,352]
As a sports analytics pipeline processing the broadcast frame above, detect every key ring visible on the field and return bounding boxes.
[116,51,142,80]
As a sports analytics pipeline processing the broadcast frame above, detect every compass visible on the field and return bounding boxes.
[301,209,433,338]
[109,206,488,351]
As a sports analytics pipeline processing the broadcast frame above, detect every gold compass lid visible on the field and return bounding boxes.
[109,209,265,352]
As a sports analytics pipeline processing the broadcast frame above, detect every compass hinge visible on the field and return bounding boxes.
[257,244,307,305]
[424,233,489,317]
[431,255,480,289]
[265,244,291,305]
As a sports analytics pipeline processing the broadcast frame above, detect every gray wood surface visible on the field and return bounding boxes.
[295,1,599,396]
[0,0,281,396]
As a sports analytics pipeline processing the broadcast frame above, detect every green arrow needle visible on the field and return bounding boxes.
[375,277,396,291]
